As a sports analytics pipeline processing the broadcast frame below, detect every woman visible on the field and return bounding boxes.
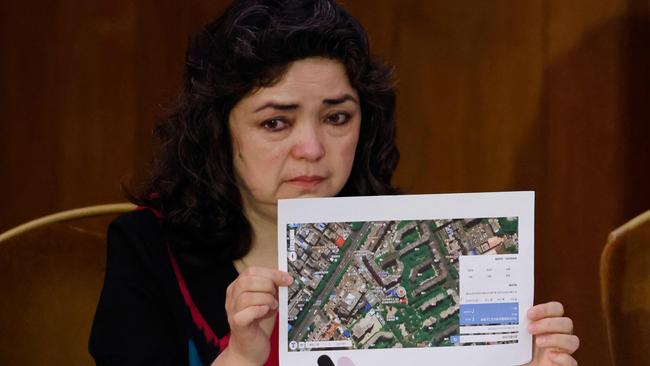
[89,1,579,365]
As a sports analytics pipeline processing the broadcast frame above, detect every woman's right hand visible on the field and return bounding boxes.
[214,267,293,366]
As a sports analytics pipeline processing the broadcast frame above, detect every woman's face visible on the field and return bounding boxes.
[229,57,360,219]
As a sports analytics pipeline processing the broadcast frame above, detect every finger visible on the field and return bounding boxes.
[228,271,291,309]
[536,334,580,353]
[226,268,292,314]
[242,266,293,286]
[528,317,573,335]
[226,279,278,314]
[230,275,280,301]
[548,351,578,366]
[231,305,271,329]
[226,277,276,315]
[225,282,234,312]
[234,292,279,311]
[528,301,564,321]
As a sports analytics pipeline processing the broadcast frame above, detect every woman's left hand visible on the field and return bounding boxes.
[523,301,580,366]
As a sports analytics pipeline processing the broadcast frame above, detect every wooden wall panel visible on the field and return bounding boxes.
[2,1,649,366]
[387,1,545,194]
[0,1,63,230]
[53,0,139,209]
[540,2,650,364]
[0,1,230,231]
[541,0,630,361]
[621,1,650,219]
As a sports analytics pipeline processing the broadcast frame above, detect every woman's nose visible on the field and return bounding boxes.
[290,123,325,161]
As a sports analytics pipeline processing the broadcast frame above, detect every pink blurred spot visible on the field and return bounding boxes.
[337,356,356,366]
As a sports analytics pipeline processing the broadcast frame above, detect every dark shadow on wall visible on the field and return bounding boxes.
[622,14,650,218]
[512,12,650,366]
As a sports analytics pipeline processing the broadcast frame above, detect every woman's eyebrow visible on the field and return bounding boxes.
[323,94,358,105]
[254,102,300,112]
[253,94,357,112]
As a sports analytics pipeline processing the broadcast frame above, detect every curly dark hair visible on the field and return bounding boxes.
[132,0,400,267]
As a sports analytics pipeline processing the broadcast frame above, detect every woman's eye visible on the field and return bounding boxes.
[261,118,288,131]
[325,112,350,125]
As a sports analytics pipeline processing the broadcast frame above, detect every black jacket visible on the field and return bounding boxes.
[89,210,238,366]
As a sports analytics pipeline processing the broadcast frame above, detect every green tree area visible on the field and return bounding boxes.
[413,297,458,346]
[379,289,458,347]
[398,229,420,250]
[434,234,449,257]
[410,286,447,310]
[351,221,364,231]
[401,306,423,334]
[383,313,407,345]
[396,220,415,231]
[399,246,434,302]
[358,225,371,250]
[418,267,436,282]
[369,336,397,349]
[448,265,459,280]
[497,217,518,235]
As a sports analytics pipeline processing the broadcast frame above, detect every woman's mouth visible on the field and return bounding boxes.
[286,175,326,188]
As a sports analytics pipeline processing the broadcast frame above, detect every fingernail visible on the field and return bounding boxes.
[271,301,278,309]
[528,323,536,333]
[536,336,546,345]
[284,274,294,283]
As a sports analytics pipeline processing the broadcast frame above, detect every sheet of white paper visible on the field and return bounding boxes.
[278,192,534,366]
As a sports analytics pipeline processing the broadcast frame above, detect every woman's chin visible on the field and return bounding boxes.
[278,190,335,201]
[279,182,340,199]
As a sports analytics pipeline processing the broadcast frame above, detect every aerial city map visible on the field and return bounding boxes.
[286,217,519,351]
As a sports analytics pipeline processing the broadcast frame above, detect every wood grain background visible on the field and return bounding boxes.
[1,1,649,365]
